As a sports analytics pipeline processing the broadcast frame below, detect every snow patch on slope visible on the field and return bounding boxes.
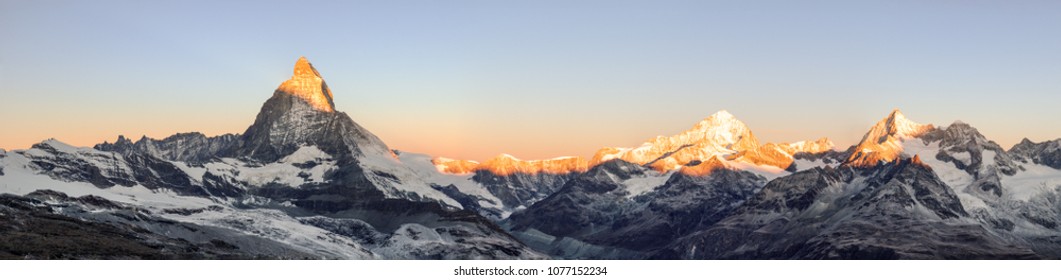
[1,151,214,209]
[899,139,989,209]
[359,151,462,209]
[203,153,336,188]
[728,161,790,181]
[280,146,331,163]
[170,161,208,182]
[623,170,671,198]
[399,151,504,211]
[901,140,974,188]
[1002,163,1061,201]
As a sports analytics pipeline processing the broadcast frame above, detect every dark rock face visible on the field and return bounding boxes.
[95,133,239,164]
[0,192,306,260]
[921,122,1020,176]
[431,184,505,219]
[792,149,848,168]
[506,159,765,257]
[661,161,1041,260]
[298,216,388,246]
[95,91,395,168]
[230,93,392,163]
[507,160,642,238]
[122,153,242,197]
[23,141,242,198]
[1010,138,1061,169]
[26,141,138,188]
[472,171,575,210]
[596,168,764,251]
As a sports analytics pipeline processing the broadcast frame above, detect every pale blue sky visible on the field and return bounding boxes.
[2,0,1060,161]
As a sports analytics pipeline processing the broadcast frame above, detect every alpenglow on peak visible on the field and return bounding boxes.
[276,56,336,112]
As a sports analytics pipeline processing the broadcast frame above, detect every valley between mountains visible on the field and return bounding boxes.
[2,57,1059,259]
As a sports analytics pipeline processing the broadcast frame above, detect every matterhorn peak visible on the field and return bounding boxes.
[276,56,335,112]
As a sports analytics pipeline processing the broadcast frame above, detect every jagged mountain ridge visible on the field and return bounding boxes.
[845,109,935,167]
[0,57,542,259]
[499,109,1061,259]
[1011,138,1061,169]
[96,133,239,164]
[418,110,839,221]
[663,158,1039,259]
[2,57,1060,259]
[587,110,835,172]
[434,110,835,176]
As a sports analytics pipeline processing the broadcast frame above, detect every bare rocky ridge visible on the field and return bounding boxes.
[0,57,541,259]
[95,133,239,164]
[663,160,1039,259]
[1010,138,1061,169]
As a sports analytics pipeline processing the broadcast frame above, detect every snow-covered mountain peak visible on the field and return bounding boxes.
[589,110,834,173]
[235,56,398,163]
[938,121,990,146]
[880,109,934,139]
[496,153,519,160]
[700,110,736,124]
[589,110,758,170]
[688,110,751,141]
[35,138,87,153]
[276,56,335,112]
[845,109,936,167]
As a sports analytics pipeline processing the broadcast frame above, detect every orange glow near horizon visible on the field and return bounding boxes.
[433,154,589,176]
[4,2,1061,169]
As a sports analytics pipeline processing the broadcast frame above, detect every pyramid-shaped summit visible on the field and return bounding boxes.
[845,109,936,167]
[276,56,336,112]
[233,56,393,162]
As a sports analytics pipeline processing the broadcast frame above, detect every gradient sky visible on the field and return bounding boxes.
[2,1,1060,162]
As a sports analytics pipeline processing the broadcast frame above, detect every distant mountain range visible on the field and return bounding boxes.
[1,57,1059,259]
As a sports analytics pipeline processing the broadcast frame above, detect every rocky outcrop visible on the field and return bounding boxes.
[506,159,765,258]
[95,133,239,164]
[0,57,539,260]
[663,159,1040,259]
[1010,138,1061,169]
